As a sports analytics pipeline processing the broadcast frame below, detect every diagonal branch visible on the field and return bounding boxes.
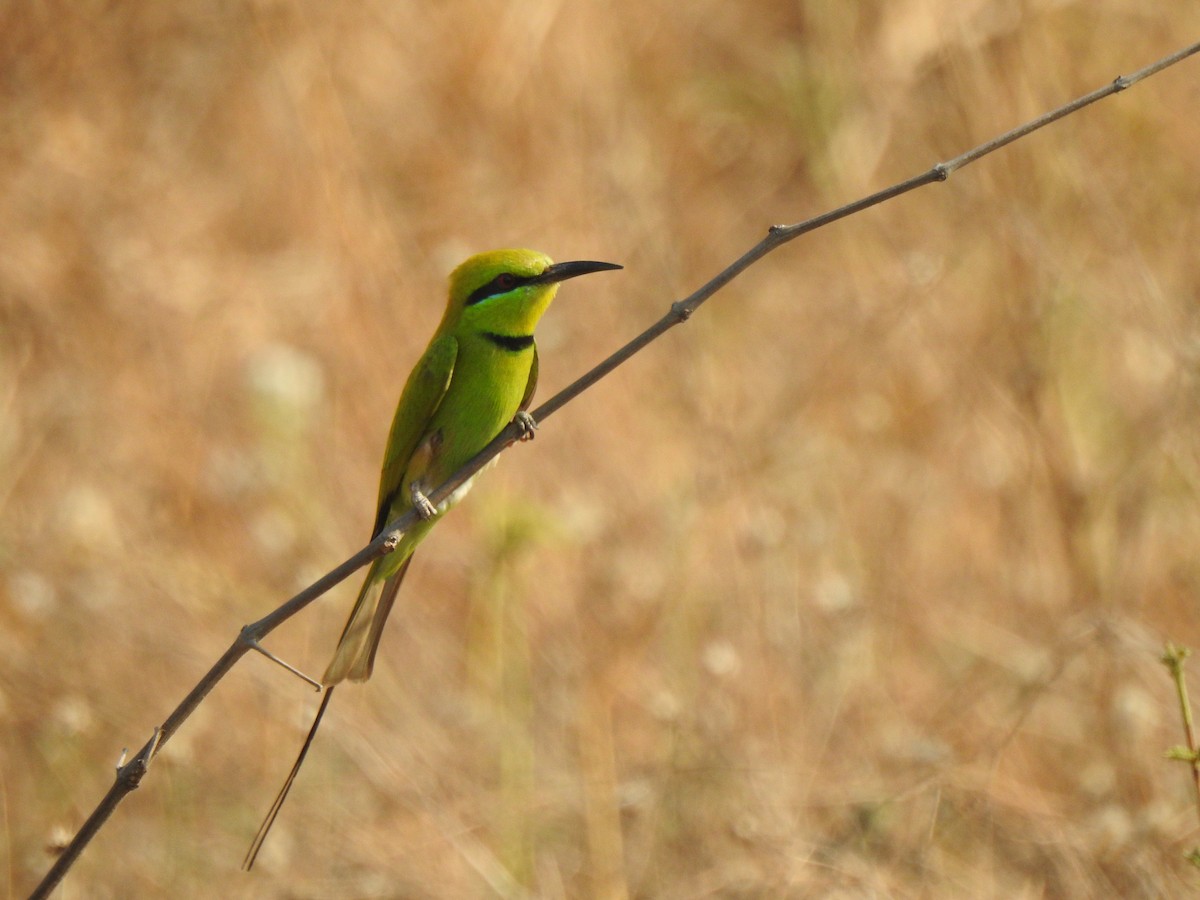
[29,37,1200,899]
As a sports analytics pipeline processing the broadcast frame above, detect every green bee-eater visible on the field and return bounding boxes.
[246,248,621,867]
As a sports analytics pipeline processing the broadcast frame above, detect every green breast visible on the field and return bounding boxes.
[424,333,534,485]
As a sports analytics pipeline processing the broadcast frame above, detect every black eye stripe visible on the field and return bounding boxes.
[465,272,534,306]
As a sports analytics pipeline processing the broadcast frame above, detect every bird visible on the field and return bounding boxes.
[244,248,621,868]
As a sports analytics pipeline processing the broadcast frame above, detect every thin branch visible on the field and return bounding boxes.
[31,540,391,896]
[1162,643,1200,865]
[29,38,1200,899]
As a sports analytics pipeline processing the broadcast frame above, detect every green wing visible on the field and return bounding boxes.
[518,345,539,413]
[372,334,458,537]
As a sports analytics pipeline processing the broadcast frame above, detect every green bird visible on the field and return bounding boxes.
[245,248,621,867]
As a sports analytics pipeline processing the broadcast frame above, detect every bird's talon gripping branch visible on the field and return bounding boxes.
[410,483,437,520]
[514,411,538,441]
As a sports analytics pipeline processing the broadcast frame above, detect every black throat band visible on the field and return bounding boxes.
[481,331,535,352]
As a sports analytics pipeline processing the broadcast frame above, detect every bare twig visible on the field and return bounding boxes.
[29,38,1200,899]
[31,539,393,896]
[1162,643,1200,866]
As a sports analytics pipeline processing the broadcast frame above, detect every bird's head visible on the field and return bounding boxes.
[445,248,621,336]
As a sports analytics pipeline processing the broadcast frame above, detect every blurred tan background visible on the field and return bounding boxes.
[3,2,1200,897]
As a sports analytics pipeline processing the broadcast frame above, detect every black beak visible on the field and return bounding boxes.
[534,260,623,285]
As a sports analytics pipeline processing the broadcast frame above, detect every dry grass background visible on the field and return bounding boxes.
[2,2,1199,897]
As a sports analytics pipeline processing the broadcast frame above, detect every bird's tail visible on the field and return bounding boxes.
[243,685,336,870]
[244,555,412,867]
[322,556,411,685]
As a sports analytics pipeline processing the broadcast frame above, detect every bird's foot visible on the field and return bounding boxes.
[514,411,538,442]
[410,483,437,520]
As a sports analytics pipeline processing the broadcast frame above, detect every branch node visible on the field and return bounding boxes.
[669,300,693,322]
[116,728,162,791]
[1113,74,1130,91]
[931,163,949,182]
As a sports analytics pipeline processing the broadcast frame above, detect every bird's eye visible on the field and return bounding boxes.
[465,271,524,306]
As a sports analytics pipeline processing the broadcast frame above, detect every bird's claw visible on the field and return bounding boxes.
[514,411,538,442]
[410,484,437,520]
